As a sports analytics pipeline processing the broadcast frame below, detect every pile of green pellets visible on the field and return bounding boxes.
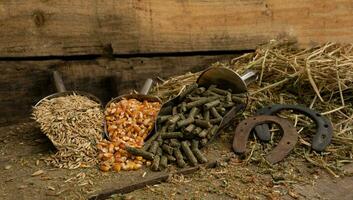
[127,83,246,171]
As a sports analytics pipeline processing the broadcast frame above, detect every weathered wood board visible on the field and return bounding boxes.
[0,0,352,57]
[0,55,234,125]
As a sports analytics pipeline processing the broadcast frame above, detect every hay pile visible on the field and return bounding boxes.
[32,94,104,169]
[151,41,353,177]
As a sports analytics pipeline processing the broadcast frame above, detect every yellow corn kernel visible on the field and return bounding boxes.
[121,163,128,171]
[113,163,121,172]
[108,143,115,153]
[100,164,111,172]
[102,153,113,161]
[146,161,151,166]
[134,164,142,170]
[135,160,143,165]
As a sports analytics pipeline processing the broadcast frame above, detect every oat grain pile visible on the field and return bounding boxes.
[32,94,104,169]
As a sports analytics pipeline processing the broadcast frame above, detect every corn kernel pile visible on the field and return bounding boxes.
[98,98,161,172]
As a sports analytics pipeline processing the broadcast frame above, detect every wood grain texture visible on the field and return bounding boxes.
[0,0,353,57]
[0,55,234,125]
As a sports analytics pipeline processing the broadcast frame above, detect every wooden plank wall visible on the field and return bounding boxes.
[0,0,353,57]
[1,0,353,125]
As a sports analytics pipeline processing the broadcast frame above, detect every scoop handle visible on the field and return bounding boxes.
[241,70,258,86]
[139,78,153,95]
[113,71,122,96]
[53,71,67,93]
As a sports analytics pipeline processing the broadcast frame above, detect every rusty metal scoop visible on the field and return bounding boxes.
[35,71,102,107]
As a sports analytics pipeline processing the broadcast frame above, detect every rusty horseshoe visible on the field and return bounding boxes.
[232,115,298,164]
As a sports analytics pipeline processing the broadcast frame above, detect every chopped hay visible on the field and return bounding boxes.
[151,41,353,177]
[32,94,104,169]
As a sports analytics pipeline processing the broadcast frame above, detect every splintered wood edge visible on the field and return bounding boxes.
[89,157,230,200]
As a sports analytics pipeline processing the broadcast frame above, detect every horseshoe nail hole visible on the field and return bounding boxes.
[253,118,256,120]
[240,129,244,132]
[322,134,327,139]
[267,106,272,109]
[244,122,247,125]
[287,142,290,145]
[324,124,329,128]
[316,113,321,117]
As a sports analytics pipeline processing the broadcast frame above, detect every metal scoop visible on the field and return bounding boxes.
[154,67,258,143]
[34,71,102,107]
[197,67,258,94]
[104,78,162,139]
[197,67,257,132]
